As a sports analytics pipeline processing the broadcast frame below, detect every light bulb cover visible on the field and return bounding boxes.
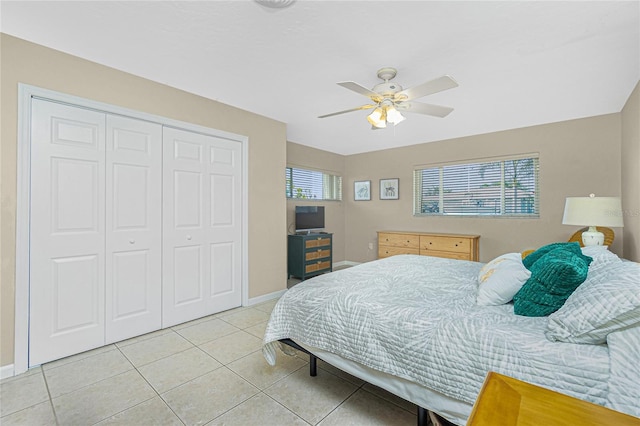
[386,106,405,125]
[367,107,386,128]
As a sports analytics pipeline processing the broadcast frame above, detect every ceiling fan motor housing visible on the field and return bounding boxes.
[373,67,403,97]
[372,82,403,97]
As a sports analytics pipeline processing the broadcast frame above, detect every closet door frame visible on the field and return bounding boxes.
[15,84,249,375]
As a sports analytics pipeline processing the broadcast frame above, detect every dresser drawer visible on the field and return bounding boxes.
[378,246,420,258]
[420,235,471,254]
[305,237,331,248]
[305,260,331,274]
[423,250,473,261]
[378,232,420,249]
[306,249,331,261]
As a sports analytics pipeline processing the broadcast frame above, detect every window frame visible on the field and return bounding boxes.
[286,166,342,201]
[413,154,539,218]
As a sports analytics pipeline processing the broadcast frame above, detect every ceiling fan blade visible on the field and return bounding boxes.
[337,82,383,102]
[396,101,454,118]
[395,75,458,101]
[318,104,376,119]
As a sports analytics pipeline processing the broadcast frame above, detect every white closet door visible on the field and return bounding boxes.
[29,99,106,366]
[162,127,242,327]
[105,115,162,343]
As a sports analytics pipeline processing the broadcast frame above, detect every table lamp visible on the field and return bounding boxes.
[562,194,624,246]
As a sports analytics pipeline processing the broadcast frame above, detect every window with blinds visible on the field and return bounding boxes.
[413,155,539,217]
[286,167,342,201]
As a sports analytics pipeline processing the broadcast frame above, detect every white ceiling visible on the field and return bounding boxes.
[2,1,638,155]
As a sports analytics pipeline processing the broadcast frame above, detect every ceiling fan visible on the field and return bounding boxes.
[318,67,458,129]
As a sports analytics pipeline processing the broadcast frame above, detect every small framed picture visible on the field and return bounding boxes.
[354,180,371,201]
[380,178,399,200]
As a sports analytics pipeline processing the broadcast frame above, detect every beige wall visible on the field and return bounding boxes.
[0,34,287,368]
[344,115,623,263]
[621,81,640,261]
[286,142,346,262]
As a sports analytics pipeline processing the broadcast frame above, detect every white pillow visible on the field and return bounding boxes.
[477,253,531,306]
[546,261,640,344]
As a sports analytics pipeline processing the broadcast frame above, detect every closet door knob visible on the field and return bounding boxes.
[186,235,192,240]
[129,239,135,244]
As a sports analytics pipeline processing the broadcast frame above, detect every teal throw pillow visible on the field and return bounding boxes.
[522,242,583,270]
[513,248,592,317]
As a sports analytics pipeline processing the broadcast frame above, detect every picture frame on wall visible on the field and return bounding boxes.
[354,180,371,201]
[380,178,399,200]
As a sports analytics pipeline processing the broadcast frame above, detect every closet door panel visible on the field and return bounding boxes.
[105,115,162,343]
[208,142,242,309]
[173,245,203,305]
[29,99,106,366]
[211,242,234,295]
[111,250,150,317]
[163,127,242,327]
[174,170,202,228]
[163,128,209,326]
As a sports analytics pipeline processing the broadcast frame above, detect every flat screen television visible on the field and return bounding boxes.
[295,206,325,233]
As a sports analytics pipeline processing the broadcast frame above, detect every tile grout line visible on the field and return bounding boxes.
[40,366,62,426]
[215,360,310,425]
[108,340,187,426]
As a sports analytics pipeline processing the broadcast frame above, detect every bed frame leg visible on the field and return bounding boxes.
[279,339,319,377]
[310,354,317,376]
[417,407,428,426]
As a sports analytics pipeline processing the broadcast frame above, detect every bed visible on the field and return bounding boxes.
[263,245,640,425]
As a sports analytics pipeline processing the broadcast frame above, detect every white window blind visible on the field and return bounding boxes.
[286,167,342,201]
[414,156,539,216]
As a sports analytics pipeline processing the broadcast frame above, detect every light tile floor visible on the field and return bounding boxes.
[1,299,419,425]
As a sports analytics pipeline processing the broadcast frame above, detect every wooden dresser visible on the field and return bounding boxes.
[377,231,480,261]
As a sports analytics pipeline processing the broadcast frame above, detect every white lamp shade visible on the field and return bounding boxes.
[386,107,406,125]
[562,196,624,228]
[367,107,386,128]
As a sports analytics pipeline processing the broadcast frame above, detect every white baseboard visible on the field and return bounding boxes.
[334,260,361,268]
[246,262,362,307]
[0,364,15,380]
[246,288,287,306]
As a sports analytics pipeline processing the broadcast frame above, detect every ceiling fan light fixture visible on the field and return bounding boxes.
[386,106,405,125]
[367,107,386,128]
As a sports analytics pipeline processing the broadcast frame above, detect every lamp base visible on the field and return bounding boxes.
[581,226,604,246]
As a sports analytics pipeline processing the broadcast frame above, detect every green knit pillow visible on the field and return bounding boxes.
[514,248,592,317]
[522,241,583,270]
